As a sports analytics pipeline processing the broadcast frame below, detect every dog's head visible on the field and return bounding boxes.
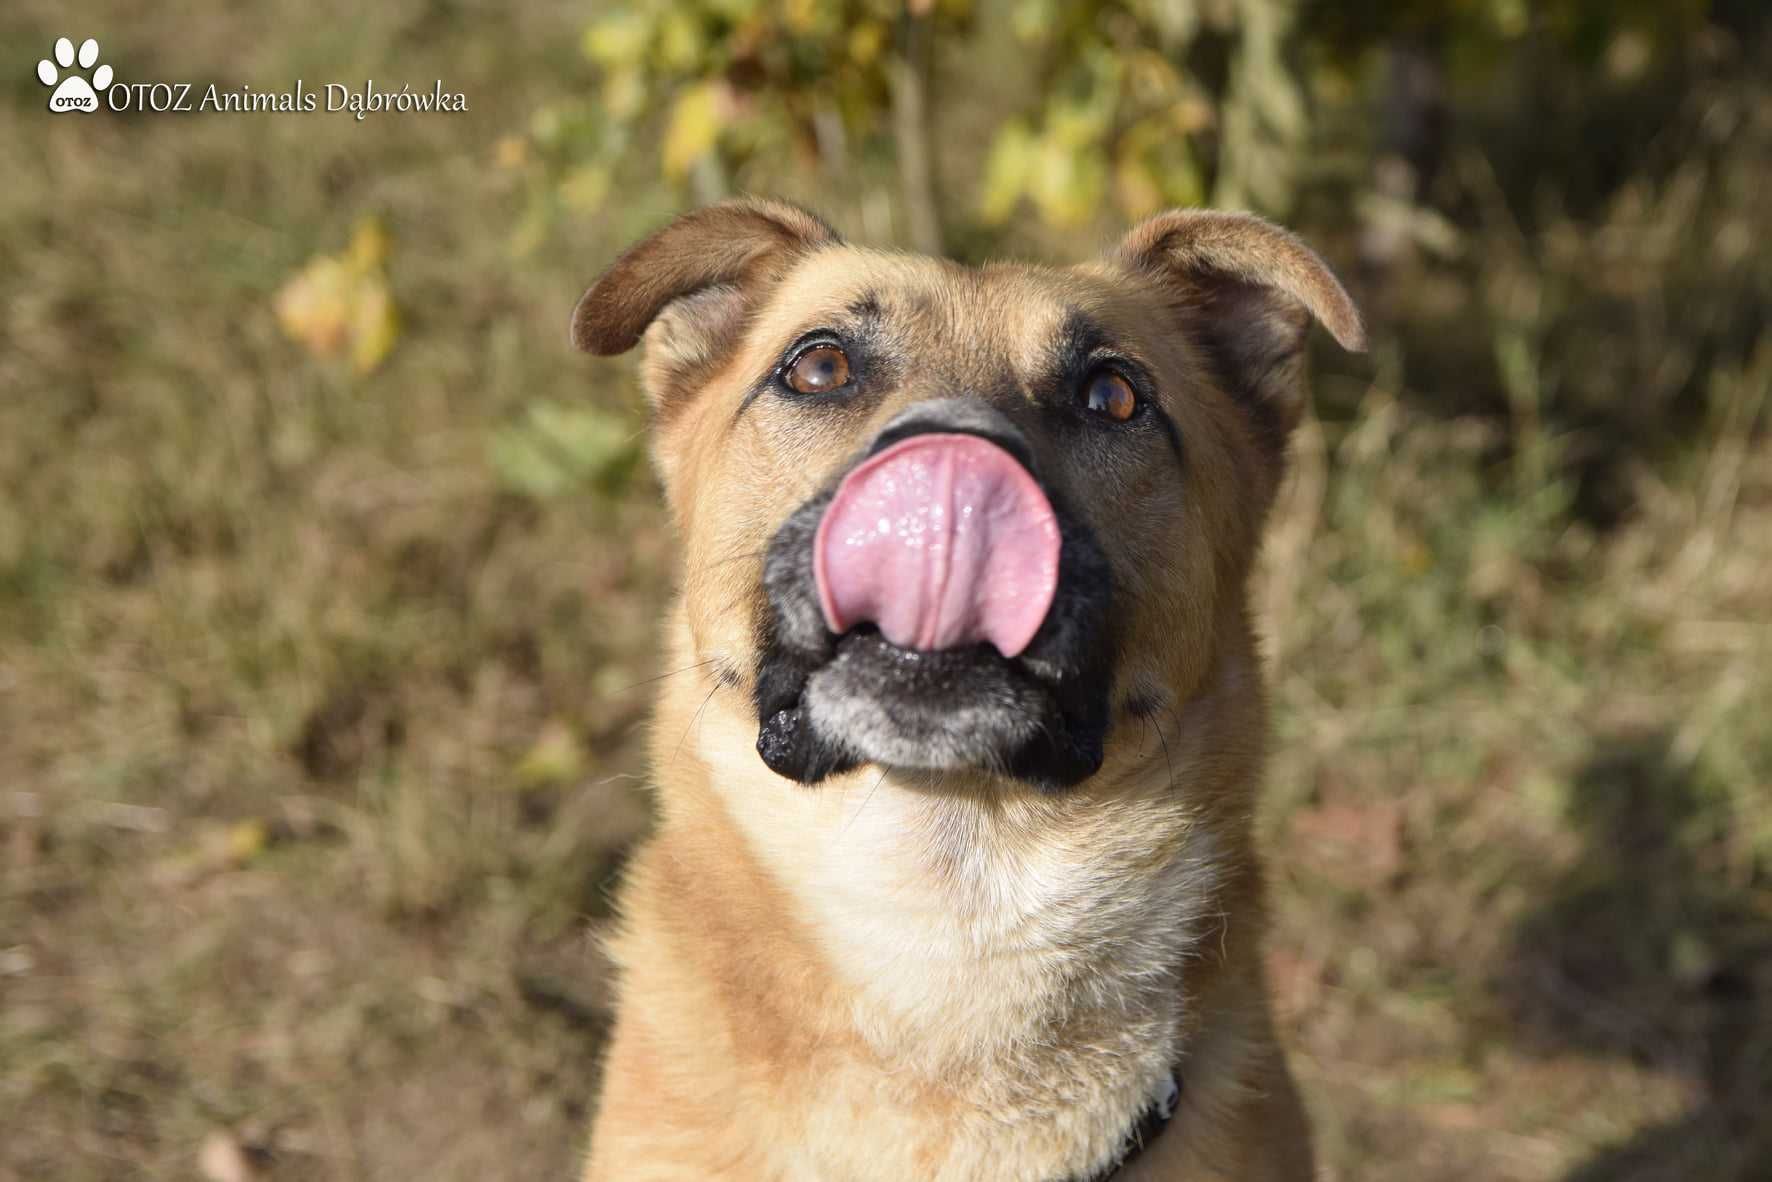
[574,199,1362,793]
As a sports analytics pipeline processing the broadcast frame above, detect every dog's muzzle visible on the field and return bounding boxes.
[755,399,1114,792]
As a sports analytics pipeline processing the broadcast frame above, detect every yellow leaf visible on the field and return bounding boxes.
[977,120,1034,225]
[1047,87,1114,147]
[514,720,586,791]
[657,10,705,72]
[848,21,886,66]
[225,820,269,865]
[583,13,650,66]
[274,256,353,358]
[530,105,563,145]
[1010,0,1054,43]
[706,0,760,20]
[560,164,612,213]
[493,135,529,170]
[349,278,398,375]
[274,218,400,374]
[1030,136,1105,228]
[347,216,389,270]
[662,82,723,181]
[783,0,823,34]
[509,201,550,258]
[1169,95,1215,135]
[602,68,646,121]
[1125,50,1184,107]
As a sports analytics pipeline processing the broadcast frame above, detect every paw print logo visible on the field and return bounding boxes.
[37,37,113,114]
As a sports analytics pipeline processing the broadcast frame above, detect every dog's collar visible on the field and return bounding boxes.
[1063,1069,1182,1182]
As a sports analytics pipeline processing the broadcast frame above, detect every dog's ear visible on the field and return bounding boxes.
[1114,210,1364,446]
[572,199,839,413]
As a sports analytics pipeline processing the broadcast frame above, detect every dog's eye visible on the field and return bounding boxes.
[1081,370,1139,422]
[785,344,851,394]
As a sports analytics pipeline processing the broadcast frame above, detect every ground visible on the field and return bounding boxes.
[2,3,1768,1180]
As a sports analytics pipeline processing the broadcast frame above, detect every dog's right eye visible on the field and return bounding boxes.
[1080,369,1140,422]
[784,344,852,395]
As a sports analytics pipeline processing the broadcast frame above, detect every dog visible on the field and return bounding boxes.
[570,199,1363,1181]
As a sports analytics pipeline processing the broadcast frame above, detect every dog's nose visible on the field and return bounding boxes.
[866,398,1038,476]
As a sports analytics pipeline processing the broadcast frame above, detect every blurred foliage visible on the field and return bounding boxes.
[512,0,972,250]
[981,1,1229,225]
[516,0,1721,243]
[522,0,1307,235]
[273,218,400,374]
[1304,0,1712,75]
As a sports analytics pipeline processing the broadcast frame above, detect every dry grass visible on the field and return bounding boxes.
[1,3,1767,1180]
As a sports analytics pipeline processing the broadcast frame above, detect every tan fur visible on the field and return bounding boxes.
[572,200,1361,1181]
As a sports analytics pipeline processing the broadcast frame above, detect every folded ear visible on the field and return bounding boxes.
[572,198,839,413]
[1114,210,1364,447]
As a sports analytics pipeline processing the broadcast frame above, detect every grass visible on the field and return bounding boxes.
[1,3,1767,1180]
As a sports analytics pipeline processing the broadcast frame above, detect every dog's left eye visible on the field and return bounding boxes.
[1080,369,1139,422]
[785,344,852,394]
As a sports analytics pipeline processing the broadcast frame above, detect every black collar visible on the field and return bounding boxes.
[1063,1069,1182,1182]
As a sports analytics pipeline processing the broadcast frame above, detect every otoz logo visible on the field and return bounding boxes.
[37,37,111,113]
[33,37,468,120]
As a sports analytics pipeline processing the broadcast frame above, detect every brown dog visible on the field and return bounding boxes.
[570,199,1363,1181]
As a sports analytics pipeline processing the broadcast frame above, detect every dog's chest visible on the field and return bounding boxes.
[709,718,1220,1051]
[711,778,1216,1178]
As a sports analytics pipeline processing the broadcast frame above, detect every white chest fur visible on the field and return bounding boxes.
[693,697,1223,1093]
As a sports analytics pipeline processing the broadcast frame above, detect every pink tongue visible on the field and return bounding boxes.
[814,434,1060,657]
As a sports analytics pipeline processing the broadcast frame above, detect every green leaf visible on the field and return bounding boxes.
[489,401,642,500]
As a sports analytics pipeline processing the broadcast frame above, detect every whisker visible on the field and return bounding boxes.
[840,767,891,839]
[613,658,716,695]
[1157,701,1189,795]
[686,547,770,578]
[710,584,771,630]
[1154,711,1176,796]
[672,683,722,767]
